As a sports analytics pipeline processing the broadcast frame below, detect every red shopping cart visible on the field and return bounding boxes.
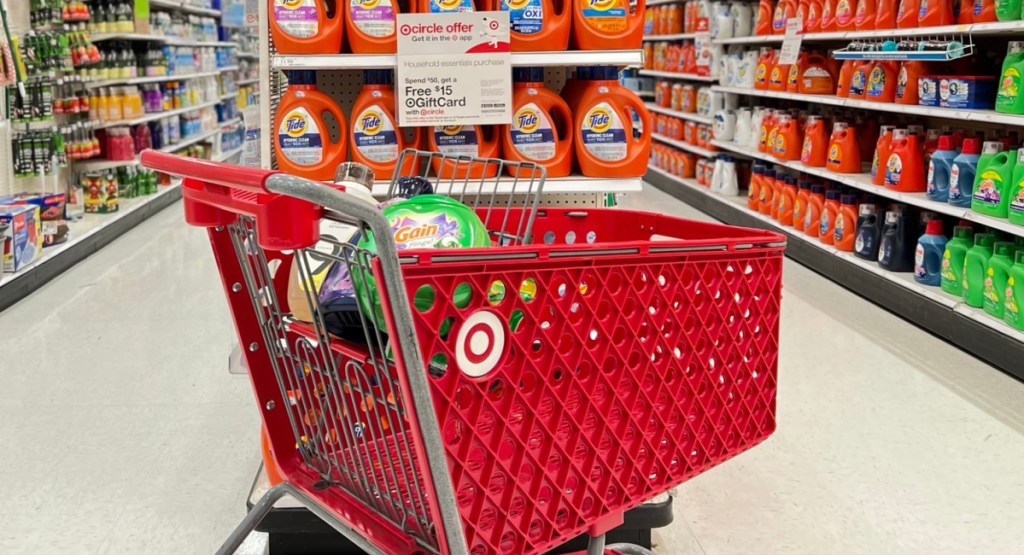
[143,149,785,555]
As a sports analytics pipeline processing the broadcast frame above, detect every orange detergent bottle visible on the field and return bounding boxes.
[865,60,898,102]
[896,0,919,26]
[875,0,897,26]
[270,0,344,54]
[884,128,926,192]
[854,0,877,29]
[847,59,874,99]
[857,116,880,162]
[896,61,928,104]
[972,0,996,22]
[429,125,500,179]
[769,57,791,91]
[759,168,778,215]
[502,67,574,178]
[418,0,479,12]
[777,176,797,225]
[773,114,803,161]
[819,189,841,245]
[872,125,895,185]
[806,0,824,30]
[772,0,796,34]
[800,54,836,94]
[756,0,775,34]
[766,111,783,154]
[797,0,811,30]
[801,115,829,166]
[836,59,856,97]
[834,0,857,29]
[346,0,398,53]
[571,0,646,50]
[820,0,838,30]
[786,51,808,92]
[755,48,776,90]
[349,70,419,180]
[793,180,813,232]
[804,184,826,238]
[274,71,348,181]
[759,109,777,152]
[827,121,862,173]
[574,67,651,177]
[834,193,859,251]
[918,0,953,25]
[497,0,571,51]
[748,164,763,209]
[957,0,973,22]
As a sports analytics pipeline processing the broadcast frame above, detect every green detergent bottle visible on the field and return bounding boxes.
[983,242,1016,318]
[941,225,975,296]
[996,42,1024,114]
[1008,158,1024,225]
[1004,251,1024,330]
[963,233,996,308]
[972,149,1017,218]
[996,0,1023,21]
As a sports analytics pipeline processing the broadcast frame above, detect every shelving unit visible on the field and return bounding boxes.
[709,21,1024,45]
[643,33,697,41]
[638,69,716,81]
[272,50,645,70]
[85,69,223,89]
[149,0,222,17]
[653,133,715,158]
[646,103,713,124]
[645,165,1024,379]
[92,99,221,130]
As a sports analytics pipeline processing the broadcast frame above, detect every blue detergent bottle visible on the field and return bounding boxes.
[914,219,949,286]
[926,135,958,202]
[948,137,982,208]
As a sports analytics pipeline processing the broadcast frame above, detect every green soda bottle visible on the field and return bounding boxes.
[940,226,974,296]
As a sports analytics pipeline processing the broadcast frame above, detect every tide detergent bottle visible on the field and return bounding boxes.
[926,135,958,202]
[1004,251,1024,330]
[896,0,919,26]
[793,180,813,232]
[350,70,419,180]
[875,0,897,26]
[801,115,829,166]
[571,0,646,50]
[885,128,926,192]
[854,202,884,260]
[895,61,929,105]
[914,219,948,286]
[918,0,954,25]
[949,137,982,207]
[973,0,997,22]
[347,0,399,53]
[274,71,348,181]
[502,67,574,177]
[865,60,898,102]
[419,0,479,12]
[983,241,1016,317]
[940,225,974,295]
[773,113,802,161]
[872,125,895,185]
[826,121,861,174]
[834,0,857,29]
[972,149,1016,217]
[834,193,859,252]
[804,184,827,238]
[270,0,344,54]
[855,0,877,29]
[819,189,842,245]
[575,67,651,177]
[428,125,501,178]
[996,42,1024,114]
[497,0,571,51]
[963,232,996,307]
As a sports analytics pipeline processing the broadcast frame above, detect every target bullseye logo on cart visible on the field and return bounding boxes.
[455,310,508,378]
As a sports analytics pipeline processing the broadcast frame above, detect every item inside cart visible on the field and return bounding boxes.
[143,149,785,555]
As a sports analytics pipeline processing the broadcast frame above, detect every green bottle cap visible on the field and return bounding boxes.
[994,241,1014,257]
[953,226,974,240]
[1017,251,1024,264]
[975,233,996,248]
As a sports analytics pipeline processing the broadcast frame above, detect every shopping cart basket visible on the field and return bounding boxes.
[142,149,785,555]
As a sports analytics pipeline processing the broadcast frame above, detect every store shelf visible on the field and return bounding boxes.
[92,33,235,48]
[367,176,642,196]
[272,50,645,69]
[221,92,237,100]
[236,77,259,86]
[75,127,222,172]
[636,90,655,98]
[711,21,1024,45]
[219,65,240,72]
[711,85,1024,125]
[237,52,260,60]
[149,0,221,16]
[643,33,697,41]
[709,139,1024,238]
[653,133,716,158]
[85,69,222,89]
[216,146,244,162]
[645,165,1024,379]
[645,103,713,124]
[638,70,716,82]
[0,183,182,312]
[92,99,220,130]
[647,0,683,5]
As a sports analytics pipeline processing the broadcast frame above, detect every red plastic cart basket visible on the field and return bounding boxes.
[142,149,785,555]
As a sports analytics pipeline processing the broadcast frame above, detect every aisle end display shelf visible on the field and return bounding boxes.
[273,50,644,70]
[645,166,1024,379]
[646,103,712,124]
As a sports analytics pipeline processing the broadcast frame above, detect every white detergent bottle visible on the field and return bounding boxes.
[737,50,758,88]
[713,108,737,142]
[748,107,764,148]
[719,155,739,195]
[711,156,724,192]
[731,2,753,36]
[714,2,734,39]
[735,108,752,145]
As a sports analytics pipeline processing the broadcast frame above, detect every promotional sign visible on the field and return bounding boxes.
[778,18,803,65]
[396,12,512,126]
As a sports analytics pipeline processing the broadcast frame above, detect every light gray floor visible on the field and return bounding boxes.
[1,184,1022,555]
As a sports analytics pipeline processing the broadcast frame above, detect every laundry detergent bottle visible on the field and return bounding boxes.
[270,0,344,54]
[1009,159,1024,225]
[875,0,897,26]
[973,0,997,22]
[498,0,571,51]
[346,0,399,53]
[885,128,926,192]
[878,207,915,272]
[820,0,839,29]
[926,135,958,202]
[804,184,827,238]
[575,68,652,177]
[914,219,948,286]
[274,71,348,181]
[834,193,859,251]
[972,149,1017,217]
[918,0,954,25]
[996,42,1024,114]
[834,0,857,29]
[571,0,646,50]
[895,61,928,105]
[827,121,861,173]
[854,202,884,260]
[941,225,974,295]
[865,60,898,102]
[896,0,919,26]
[819,189,841,245]
[502,67,574,177]
[983,241,1016,317]
[1004,252,1024,330]
[801,115,829,167]
[420,0,479,12]
[871,125,895,185]
[996,0,1023,21]
[950,138,988,207]
[773,113,802,161]
[963,232,996,307]
[349,70,419,180]
[793,180,813,232]
[429,125,501,178]
[855,0,877,28]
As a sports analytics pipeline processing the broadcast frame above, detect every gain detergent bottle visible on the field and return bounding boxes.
[996,41,1024,114]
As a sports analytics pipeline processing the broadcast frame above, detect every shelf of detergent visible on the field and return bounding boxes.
[274,68,650,188]
[714,21,1024,46]
[91,33,236,48]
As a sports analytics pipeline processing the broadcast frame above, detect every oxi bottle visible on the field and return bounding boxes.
[834,193,859,252]
[804,184,826,238]
[419,0,479,12]
[502,67,574,177]
[496,0,571,51]
[350,70,419,180]
[574,67,652,177]
[274,71,348,181]
[819,189,842,245]
[347,0,399,53]
[270,0,344,54]
[571,0,646,50]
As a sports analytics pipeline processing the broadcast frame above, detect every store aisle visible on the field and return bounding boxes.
[0,186,1022,554]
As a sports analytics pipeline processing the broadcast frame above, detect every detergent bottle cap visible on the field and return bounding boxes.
[784,176,796,186]
[763,168,775,179]
[953,225,974,240]
[925,219,944,236]
[937,135,954,151]
[514,67,545,83]
[798,180,813,190]
[892,128,908,140]
[975,233,995,248]
[880,125,895,134]
[826,190,841,200]
[811,184,826,194]
[1001,136,1018,151]
[841,193,858,205]
[859,203,877,215]
[833,121,848,132]
[982,140,1002,155]
[960,138,982,155]
[995,241,1014,257]
[287,70,318,86]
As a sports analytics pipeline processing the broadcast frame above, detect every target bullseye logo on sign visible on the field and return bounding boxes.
[455,310,507,378]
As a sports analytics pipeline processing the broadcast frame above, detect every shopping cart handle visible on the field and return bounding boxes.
[141,150,277,194]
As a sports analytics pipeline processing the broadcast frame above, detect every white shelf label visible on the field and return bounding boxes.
[778,36,802,65]
[396,12,512,127]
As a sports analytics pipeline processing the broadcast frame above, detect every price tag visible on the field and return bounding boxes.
[396,12,512,127]
[778,36,802,65]
[784,18,803,36]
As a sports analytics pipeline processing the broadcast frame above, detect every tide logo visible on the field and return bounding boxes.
[442,125,464,135]
[435,0,462,10]
[282,0,304,9]
[515,108,540,133]
[587,0,617,11]
[505,0,530,9]
[358,111,383,135]
[586,107,612,133]
[284,112,308,137]
[394,223,439,243]
[355,0,380,8]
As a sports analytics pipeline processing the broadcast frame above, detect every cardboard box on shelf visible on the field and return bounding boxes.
[6,192,69,246]
[0,204,42,273]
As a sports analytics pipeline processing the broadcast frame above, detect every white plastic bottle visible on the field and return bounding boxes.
[747,107,765,148]
[713,2,734,39]
[713,108,737,142]
[718,155,739,196]
[730,2,753,37]
[711,156,724,192]
[735,107,752,145]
